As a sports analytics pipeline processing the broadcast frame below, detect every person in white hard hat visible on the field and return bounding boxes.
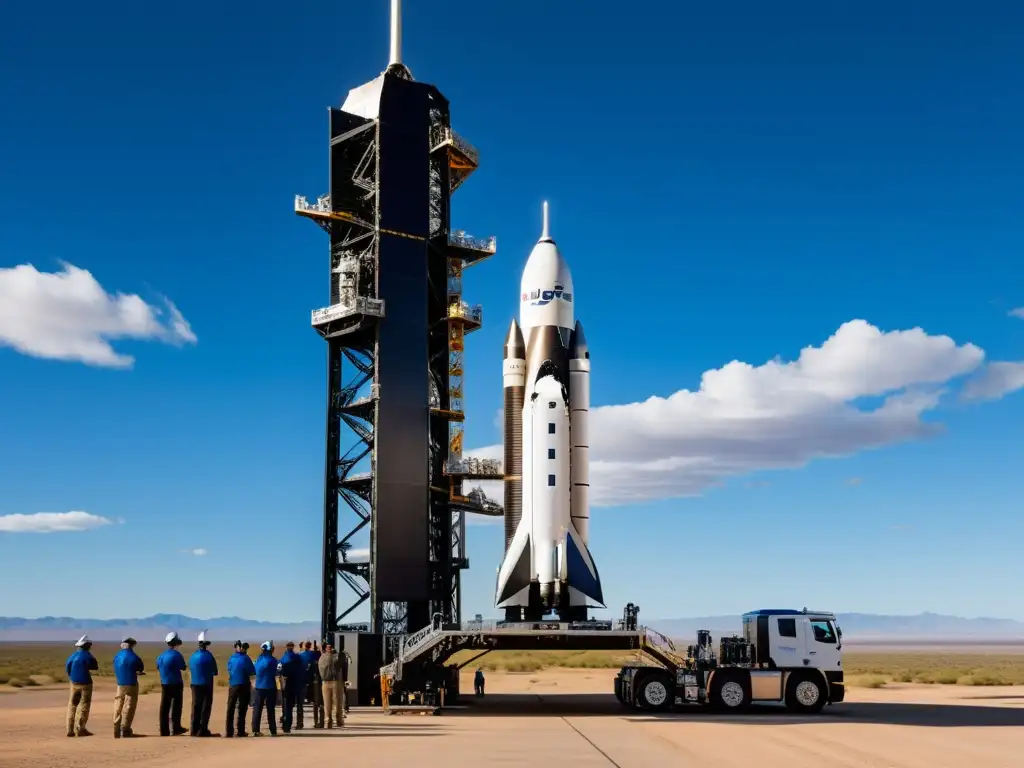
[112,637,145,738]
[251,641,279,736]
[156,632,188,736]
[65,635,98,737]
[188,631,219,736]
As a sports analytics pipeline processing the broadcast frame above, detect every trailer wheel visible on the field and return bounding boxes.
[613,674,625,705]
[710,673,751,712]
[785,673,826,714]
[637,671,674,712]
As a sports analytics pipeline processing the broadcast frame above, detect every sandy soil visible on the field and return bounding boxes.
[2,669,1023,767]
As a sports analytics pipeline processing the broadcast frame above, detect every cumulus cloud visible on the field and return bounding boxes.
[0,511,115,533]
[961,361,1024,402]
[0,261,197,368]
[181,548,208,557]
[468,319,1020,507]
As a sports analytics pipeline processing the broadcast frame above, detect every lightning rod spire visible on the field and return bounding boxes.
[541,201,551,241]
[389,0,402,67]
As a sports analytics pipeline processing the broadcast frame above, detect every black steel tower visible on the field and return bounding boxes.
[296,1,502,645]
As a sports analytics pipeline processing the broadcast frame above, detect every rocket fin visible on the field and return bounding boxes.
[565,528,605,607]
[496,532,532,607]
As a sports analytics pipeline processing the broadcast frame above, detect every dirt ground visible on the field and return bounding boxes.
[2,669,1023,768]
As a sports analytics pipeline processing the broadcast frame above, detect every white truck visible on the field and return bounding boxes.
[615,609,845,713]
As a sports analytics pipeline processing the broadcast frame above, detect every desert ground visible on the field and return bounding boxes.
[3,648,1024,768]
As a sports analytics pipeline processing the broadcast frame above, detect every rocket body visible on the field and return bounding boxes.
[496,204,604,622]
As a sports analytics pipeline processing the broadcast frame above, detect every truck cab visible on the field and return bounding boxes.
[743,609,843,674]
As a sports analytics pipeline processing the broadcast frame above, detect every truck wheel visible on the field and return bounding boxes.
[785,673,826,714]
[637,672,674,712]
[613,675,625,705]
[710,673,751,712]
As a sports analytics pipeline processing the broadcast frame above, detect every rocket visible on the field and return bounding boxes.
[495,202,605,622]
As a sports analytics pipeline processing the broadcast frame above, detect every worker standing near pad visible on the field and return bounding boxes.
[188,631,218,737]
[112,637,144,738]
[156,632,188,736]
[65,635,97,737]
[278,641,304,733]
[252,641,279,737]
[317,642,344,729]
[300,640,323,728]
[225,641,256,737]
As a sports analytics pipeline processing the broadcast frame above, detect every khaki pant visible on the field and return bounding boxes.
[321,681,344,727]
[113,684,139,732]
[66,683,93,735]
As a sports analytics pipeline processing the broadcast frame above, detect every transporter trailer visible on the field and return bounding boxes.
[378,605,844,714]
[615,609,845,713]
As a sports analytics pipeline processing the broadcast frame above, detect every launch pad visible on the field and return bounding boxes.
[380,608,684,708]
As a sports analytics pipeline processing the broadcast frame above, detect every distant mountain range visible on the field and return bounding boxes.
[1,611,1022,643]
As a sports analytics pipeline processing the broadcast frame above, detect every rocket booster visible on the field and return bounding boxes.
[495,203,604,622]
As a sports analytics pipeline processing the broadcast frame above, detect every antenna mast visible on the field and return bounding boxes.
[386,0,412,78]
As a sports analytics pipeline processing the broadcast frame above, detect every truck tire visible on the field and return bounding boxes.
[785,672,827,714]
[710,672,751,712]
[614,674,625,705]
[636,671,674,712]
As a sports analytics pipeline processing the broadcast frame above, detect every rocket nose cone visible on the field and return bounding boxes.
[504,318,525,356]
[569,321,589,360]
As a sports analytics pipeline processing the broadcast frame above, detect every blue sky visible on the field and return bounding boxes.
[2,0,1023,624]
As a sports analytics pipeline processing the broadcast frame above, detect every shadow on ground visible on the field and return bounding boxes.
[445,693,1024,727]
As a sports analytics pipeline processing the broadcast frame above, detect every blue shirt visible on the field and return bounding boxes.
[66,649,98,685]
[156,649,186,685]
[254,653,278,690]
[188,648,218,686]
[299,649,319,681]
[227,651,256,687]
[113,648,145,686]
[278,649,304,685]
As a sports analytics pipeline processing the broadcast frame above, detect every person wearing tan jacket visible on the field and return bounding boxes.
[317,643,345,728]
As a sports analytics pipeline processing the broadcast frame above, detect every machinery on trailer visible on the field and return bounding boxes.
[615,609,844,713]
[378,605,844,715]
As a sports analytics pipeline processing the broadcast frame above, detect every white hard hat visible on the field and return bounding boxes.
[75,635,90,647]
[197,630,209,644]
[260,641,272,651]
[165,631,180,644]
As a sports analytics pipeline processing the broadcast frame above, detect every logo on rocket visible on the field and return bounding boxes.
[522,283,573,306]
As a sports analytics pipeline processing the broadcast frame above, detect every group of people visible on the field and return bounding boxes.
[65,631,350,739]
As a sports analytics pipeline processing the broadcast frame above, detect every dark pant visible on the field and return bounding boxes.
[225,684,251,736]
[252,688,277,734]
[189,683,214,735]
[281,683,302,732]
[158,684,185,735]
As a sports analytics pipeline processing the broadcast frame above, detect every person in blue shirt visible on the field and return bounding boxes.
[188,631,219,737]
[156,631,188,737]
[251,641,279,737]
[65,634,98,737]
[299,641,324,728]
[225,641,256,737]
[112,636,145,738]
[278,641,305,733]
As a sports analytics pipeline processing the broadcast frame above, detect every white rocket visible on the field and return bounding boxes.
[495,203,605,622]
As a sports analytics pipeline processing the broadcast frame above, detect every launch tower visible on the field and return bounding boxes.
[296,0,502,645]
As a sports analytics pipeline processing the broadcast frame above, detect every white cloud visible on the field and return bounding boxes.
[468,319,1020,507]
[181,548,208,557]
[344,547,370,561]
[1009,307,1024,319]
[0,261,197,368]
[961,361,1024,402]
[0,511,114,534]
